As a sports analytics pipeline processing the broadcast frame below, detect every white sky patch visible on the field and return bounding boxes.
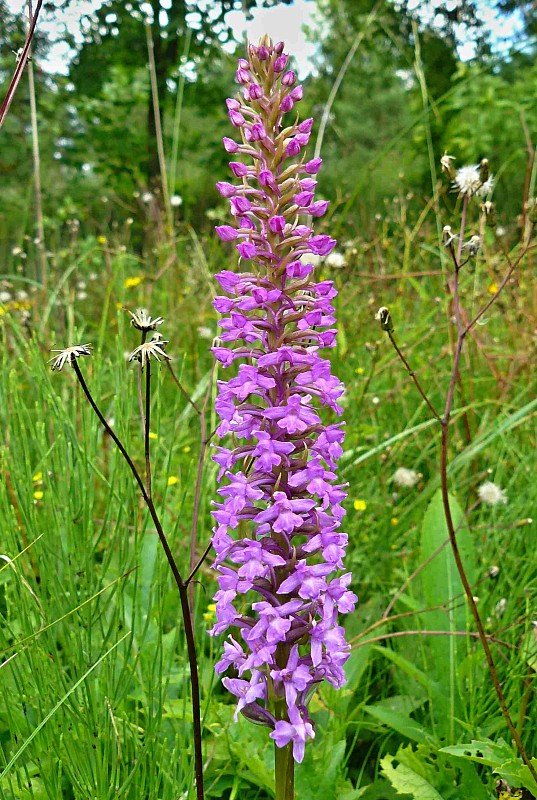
[4,0,527,76]
[5,0,318,77]
[225,0,317,78]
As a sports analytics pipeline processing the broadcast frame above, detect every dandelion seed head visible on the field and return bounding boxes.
[478,481,507,506]
[453,164,481,196]
[197,325,214,340]
[325,252,345,268]
[392,467,420,488]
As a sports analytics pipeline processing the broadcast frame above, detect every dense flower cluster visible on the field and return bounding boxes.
[210,37,356,763]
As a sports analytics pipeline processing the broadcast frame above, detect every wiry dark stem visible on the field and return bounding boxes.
[438,207,537,781]
[386,330,440,421]
[384,203,537,780]
[0,0,43,128]
[144,360,152,497]
[71,360,205,799]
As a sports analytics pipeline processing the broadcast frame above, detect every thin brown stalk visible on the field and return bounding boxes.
[145,21,172,228]
[71,361,205,799]
[438,211,537,780]
[386,330,441,421]
[384,195,537,779]
[26,1,47,290]
[144,360,152,497]
[0,0,43,129]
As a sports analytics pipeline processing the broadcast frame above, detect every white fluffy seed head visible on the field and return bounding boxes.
[478,481,507,507]
[392,467,420,488]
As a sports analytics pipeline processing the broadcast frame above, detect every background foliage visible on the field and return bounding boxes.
[1,0,536,798]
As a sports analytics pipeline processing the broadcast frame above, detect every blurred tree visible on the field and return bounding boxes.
[67,0,292,188]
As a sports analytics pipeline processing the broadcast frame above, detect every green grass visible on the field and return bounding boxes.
[0,203,536,799]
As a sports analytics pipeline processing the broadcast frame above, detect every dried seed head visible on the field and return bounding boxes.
[440,153,456,180]
[480,200,496,227]
[442,225,457,247]
[375,306,394,333]
[127,307,164,332]
[128,336,171,369]
[49,344,93,372]
[462,235,481,256]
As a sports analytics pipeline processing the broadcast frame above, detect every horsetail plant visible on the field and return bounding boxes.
[211,36,356,798]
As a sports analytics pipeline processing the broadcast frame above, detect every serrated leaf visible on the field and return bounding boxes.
[381,754,445,799]
[440,738,514,767]
[495,759,537,796]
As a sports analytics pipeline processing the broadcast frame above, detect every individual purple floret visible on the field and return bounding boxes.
[210,36,357,765]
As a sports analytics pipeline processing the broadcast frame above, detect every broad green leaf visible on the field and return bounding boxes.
[441,740,537,795]
[381,754,445,799]
[418,489,476,737]
[440,738,514,768]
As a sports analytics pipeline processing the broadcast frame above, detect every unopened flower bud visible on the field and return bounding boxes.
[248,83,263,100]
[440,153,456,180]
[375,306,394,333]
[282,70,296,86]
[273,54,288,73]
[479,158,490,184]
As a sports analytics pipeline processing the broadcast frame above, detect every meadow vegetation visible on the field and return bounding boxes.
[1,1,536,798]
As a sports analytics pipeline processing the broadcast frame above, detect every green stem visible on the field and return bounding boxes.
[274,741,294,800]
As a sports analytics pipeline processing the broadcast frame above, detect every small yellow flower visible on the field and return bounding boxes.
[353,499,367,511]
[33,490,44,501]
[97,236,107,244]
[116,302,123,310]
[167,476,179,486]
[355,367,364,375]
[148,431,158,440]
[124,276,143,289]
[182,445,191,454]
[33,471,42,483]
[203,603,216,623]
[488,282,499,294]
[391,517,399,526]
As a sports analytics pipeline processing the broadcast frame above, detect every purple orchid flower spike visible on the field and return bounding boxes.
[210,35,357,794]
